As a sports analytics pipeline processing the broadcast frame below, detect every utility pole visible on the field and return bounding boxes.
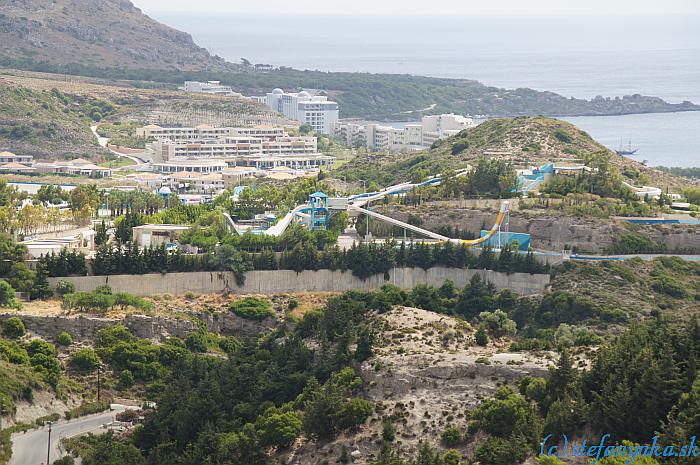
[46,421,53,465]
[97,364,102,402]
[366,200,371,239]
[0,401,4,438]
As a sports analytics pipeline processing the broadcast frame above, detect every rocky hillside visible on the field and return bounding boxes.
[276,306,555,464]
[0,71,286,159]
[0,0,238,71]
[338,116,690,189]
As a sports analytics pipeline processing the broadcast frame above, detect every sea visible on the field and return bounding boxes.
[146,12,700,167]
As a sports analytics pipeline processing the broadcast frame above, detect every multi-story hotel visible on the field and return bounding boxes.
[148,136,318,161]
[331,114,475,151]
[264,89,339,134]
[136,124,286,141]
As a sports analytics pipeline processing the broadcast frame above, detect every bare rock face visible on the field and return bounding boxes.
[0,0,239,71]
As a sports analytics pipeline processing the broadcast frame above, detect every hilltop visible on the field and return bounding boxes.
[0,0,238,71]
[337,116,690,189]
[0,1,697,120]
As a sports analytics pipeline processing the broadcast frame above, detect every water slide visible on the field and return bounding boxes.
[347,204,451,241]
[348,201,510,246]
[223,212,246,235]
[264,204,310,236]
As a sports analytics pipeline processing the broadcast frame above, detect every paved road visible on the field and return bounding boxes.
[90,125,148,166]
[9,407,125,465]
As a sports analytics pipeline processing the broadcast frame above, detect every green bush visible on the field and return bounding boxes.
[3,317,25,339]
[441,425,462,446]
[479,310,517,337]
[333,398,373,431]
[64,401,110,420]
[651,275,689,299]
[70,348,100,372]
[119,369,135,389]
[54,280,76,297]
[255,407,303,447]
[55,331,73,346]
[229,297,275,320]
[0,280,19,309]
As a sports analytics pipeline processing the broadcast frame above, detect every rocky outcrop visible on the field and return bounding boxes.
[0,313,200,342]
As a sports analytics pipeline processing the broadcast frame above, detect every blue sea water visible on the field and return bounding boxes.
[145,12,700,167]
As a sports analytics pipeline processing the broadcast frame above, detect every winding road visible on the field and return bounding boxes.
[90,125,148,167]
[9,406,126,465]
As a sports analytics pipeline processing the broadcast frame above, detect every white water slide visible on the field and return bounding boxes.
[264,204,310,236]
[349,201,510,246]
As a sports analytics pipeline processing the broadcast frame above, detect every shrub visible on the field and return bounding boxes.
[229,297,275,320]
[479,310,517,337]
[54,280,76,297]
[52,456,75,465]
[651,275,689,299]
[184,331,208,353]
[70,348,100,371]
[382,418,396,441]
[64,400,110,420]
[333,398,373,431]
[3,317,26,339]
[288,298,299,311]
[441,425,462,446]
[0,280,19,308]
[55,331,73,346]
[475,324,489,346]
[255,407,303,447]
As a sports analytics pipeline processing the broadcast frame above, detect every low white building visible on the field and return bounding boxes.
[179,81,243,97]
[136,124,286,142]
[132,224,191,249]
[34,158,112,178]
[20,230,95,258]
[152,158,228,174]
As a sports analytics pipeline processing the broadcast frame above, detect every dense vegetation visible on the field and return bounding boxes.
[3,59,697,120]
[41,240,549,284]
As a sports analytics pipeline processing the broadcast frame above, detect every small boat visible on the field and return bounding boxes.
[616,139,638,156]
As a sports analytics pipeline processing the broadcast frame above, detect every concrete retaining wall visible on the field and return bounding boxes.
[48,267,549,296]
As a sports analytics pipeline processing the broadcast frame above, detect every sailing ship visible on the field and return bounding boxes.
[616,139,638,156]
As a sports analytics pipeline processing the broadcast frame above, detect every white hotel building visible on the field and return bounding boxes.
[136,124,286,142]
[148,136,318,161]
[332,114,475,151]
[264,89,339,134]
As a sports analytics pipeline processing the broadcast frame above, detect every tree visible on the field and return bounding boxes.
[95,220,108,246]
[30,262,54,300]
[55,280,76,296]
[70,348,100,371]
[119,369,135,389]
[475,324,489,346]
[0,280,19,308]
[333,398,373,430]
[479,309,517,337]
[255,407,303,447]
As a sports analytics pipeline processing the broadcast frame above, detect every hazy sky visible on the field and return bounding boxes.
[134,0,700,15]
